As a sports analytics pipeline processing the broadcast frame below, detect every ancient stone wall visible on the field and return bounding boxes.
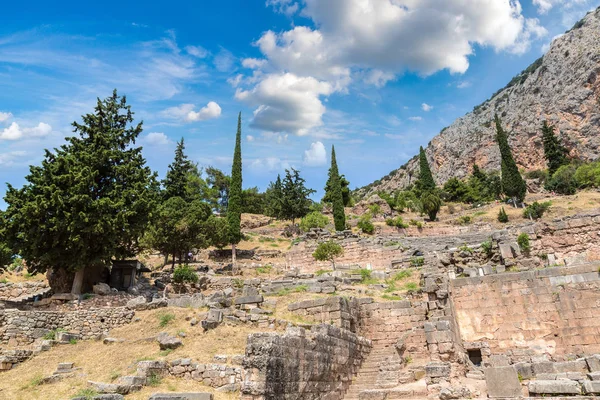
[0,281,50,302]
[287,297,368,331]
[451,264,600,362]
[0,307,135,345]
[241,324,371,400]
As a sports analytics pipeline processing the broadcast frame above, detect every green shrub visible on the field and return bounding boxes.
[524,169,549,182]
[409,219,423,228]
[385,216,408,228]
[410,257,424,267]
[315,269,333,276]
[357,215,375,234]
[368,204,381,216]
[403,282,420,293]
[256,265,273,274]
[457,215,472,225]
[352,268,379,285]
[299,212,329,232]
[517,233,530,253]
[498,207,509,223]
[546,165,578,195]
[312,241,344,269]
[147,372,162,387]
[173,264,198,284]
[158,312,175,327]
[523,201,551,220]
[574,161,600,188]
[481,240,493,257]
[421,192,442,221]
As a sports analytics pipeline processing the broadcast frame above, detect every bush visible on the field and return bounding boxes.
[410,256,424,267]
[173,264,199,284]
[574,161,600,188]
[158,312,176,327]
[498,207,509,223]
[442,178,469,202]
[368,204,381,216]
[299,211,329,232]
[481,240,493,257]
[385,216,408,228]
[546,165,577,195]
[517,233,530,253]
[524,169,549,182]
[523,201,551,220]
[421,192,442,221]
[457,215,472,225]
[357,215,375,234]
[312,241,344,269]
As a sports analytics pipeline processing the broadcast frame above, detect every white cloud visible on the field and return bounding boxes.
[0,150,27,166]
[0,112,12,122]
[266,0,299,16]
[249,157,292,173]
[227,74,244,88]
[409,116,423,121]
[161,102,222,122]
[185,45,208,58]
[143,132,170,146]
[214,48,236,72]
[240,0,547,135]
[246,135,255,142]
[303,141,327,167]
[0,121,51,140]
[533,0,590,14]
[421,103,433,112]
[235,73,333,134]
[457,81,472,89]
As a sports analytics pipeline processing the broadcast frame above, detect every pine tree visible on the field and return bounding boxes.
[419,146,436,191]
[280,169,316,222]
[325,146,346,231]
[265,175,283,219]
[495,115,527,204]
[542,121,569,176]
[163,138,194,200]
[3,90,159,293]
[228,113,243,268]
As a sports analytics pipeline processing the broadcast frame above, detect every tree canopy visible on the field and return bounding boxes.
[325,145,346,231]
[279,168,315,222]
[495,115,526,203]
[542,121,569,176]
[3,90,158,279]
[163,138,195,201]
[418,146,436,192]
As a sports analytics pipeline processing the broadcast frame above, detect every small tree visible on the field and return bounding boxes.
[299,212,329,232]
[0,212,13,268]
[523,201,551,220]
[546,164,578,195]
[498,207,509,223]
[542,121,569,176]
[421,192,442,221]
[357,214,375,234]
[280,168,316,222]
[419,146,436,191]
[312,241,344,270]
[495,115,527,205]
[173,264,199,284]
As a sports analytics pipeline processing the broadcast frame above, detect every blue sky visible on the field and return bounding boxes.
[0,0,598,208]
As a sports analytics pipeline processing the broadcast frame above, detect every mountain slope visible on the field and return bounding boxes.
[356,8,600,199]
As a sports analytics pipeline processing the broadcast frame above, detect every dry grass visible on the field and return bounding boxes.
[0,270,45,284]
[0,307,264,400]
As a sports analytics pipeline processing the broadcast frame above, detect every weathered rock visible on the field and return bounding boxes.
[148,394,213,400]
[156,332,183,350]
[583,380,600,394]
[439,386,471,399]
[484,366,522,398]
[528,380,582,395]
[425,362,451,378]
[93,283,112,296]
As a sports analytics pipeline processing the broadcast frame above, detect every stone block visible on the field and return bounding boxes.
[554,360,588,373]
[425,362,450,378]
[584,380,600,394]
[588,372,600,381]
[56,332,81,344]
[488,355,510,367]
[234,295,264,305]
[586,355,600,372]
[148,394,213,400]
[484,366,522,398]
[528,380,581,395]
[532,361,556,375]
[514,363,533,380]
[207,309,223,322]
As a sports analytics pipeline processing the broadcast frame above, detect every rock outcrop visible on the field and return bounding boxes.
[357,8,600,198]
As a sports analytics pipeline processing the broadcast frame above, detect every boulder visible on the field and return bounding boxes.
[439,386,471,399]
[93,283,112,296]
[156,332,183,350]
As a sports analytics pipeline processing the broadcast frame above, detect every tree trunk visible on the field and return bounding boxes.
[232,243,237,274]
[171,253,176,270]
[163,253,168,267]
[71,266,86,295]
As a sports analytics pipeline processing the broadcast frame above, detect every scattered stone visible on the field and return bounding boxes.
[439,386,471,399]
[528,380,581,395]
[157,332,183,350]
[93,283,112,296]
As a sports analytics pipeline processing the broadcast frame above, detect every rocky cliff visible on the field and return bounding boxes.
[357,7,600,198]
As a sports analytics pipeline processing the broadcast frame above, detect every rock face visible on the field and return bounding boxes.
[357,8,600,198]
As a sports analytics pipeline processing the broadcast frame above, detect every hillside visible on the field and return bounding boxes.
[356,7,600,199]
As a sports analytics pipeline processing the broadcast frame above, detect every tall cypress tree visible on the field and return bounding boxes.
[163,138,194,201]
[228,113,243,268]
[419,146,436,191]
[327,145,346,231]
[495,115,527,204]
[542,121,568,175]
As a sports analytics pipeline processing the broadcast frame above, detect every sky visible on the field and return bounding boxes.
[0,0,598,208]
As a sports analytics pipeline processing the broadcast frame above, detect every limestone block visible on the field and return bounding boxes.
[528,380,581,395]
[148,394,213,400]
[584,380,600,394]
[588,372,600,381]
[586,355,600,372]
[484,366,522,398]
[234,295,264,305]
[425,362,450,378]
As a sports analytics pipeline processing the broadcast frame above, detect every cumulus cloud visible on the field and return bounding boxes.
[421,103,433,112]
[240,0,546,135]
[266,0,299,16]
[185,45,209,58]
[143,132,170,146]
[303,141,327,167]
[235,73,333,135]
[0,150,27,166]
[0,112,12,122]
[162,102,222,122]
[0,121,52,140]
[249,156,292,173]
[533,0,590,14]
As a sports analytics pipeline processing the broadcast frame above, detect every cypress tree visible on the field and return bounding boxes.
[163,138,194,201]
[419,146,436,191]
[542,121,568,176]
[265,175,283,219]
[328,146,346,231]
[495,115,527,204]
[228,113,243,268]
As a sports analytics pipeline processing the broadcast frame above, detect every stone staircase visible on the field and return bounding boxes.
[343,344,427,400]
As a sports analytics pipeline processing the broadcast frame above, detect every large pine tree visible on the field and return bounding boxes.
[163,138,194,200]
[326,145,346,231]
[3,90,158,293]
[228,113,243,268]
[419,146,436,191]
[495,115,527,204]
[542,121,569,176]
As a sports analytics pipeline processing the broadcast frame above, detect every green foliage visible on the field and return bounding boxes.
[0,211,13,268]
[312,241,344,269]
[299,212,329,232]
[75,388,100,400]
[241,187,266,215]
[69,338,78,345]
[204,166,230,214]
[315,269,333,276]
[163,138,196,201]
[357,215,375,234]
[495,115,527,203]
[43,328,66,340]
[264,175,283,219]
[3,90,159,277]
[173,264,199,284]
[443,178,469,202]
[481,241,493,257]
[204,216,230,249]
[459,244,473,254]
[385,216,408,228]
[421,192,442,221]
[574,161,600,188]
[410,257,424,267]
[389,270,412,281]
[524,169,549,183]
[546,164,578,195]
[523,201,551,220]
[271,284,309,296]
[498,207,509,223]
[409,219,424,228]
[278,169,316,222]
[517,233,530,253]
[457,215,472,225]
[324,146,347,231]
[368,204,381,216]
[147,372,162,387]
[418,146,436,191]
[542,121,569,176]
[158,312,175,327]
[82,293,94,300]
[256,265,273,274]
[382,294,402,301]
[403,282,420,293]
[228,113,243,246]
